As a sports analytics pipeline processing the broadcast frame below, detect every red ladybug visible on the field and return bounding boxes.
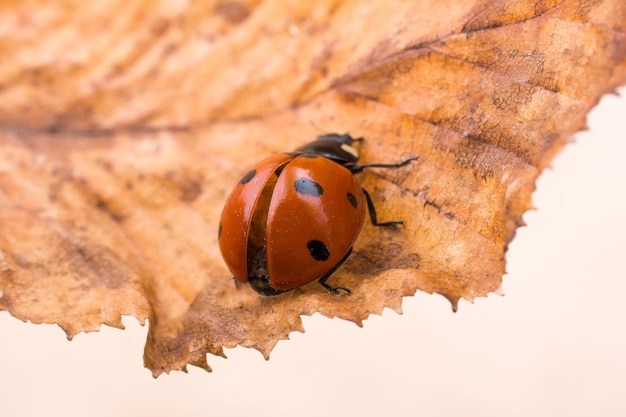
[218,133,417,296]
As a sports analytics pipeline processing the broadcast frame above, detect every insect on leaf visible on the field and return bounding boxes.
[0,0,625,375]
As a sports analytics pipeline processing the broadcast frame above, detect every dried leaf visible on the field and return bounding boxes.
[0,0,625,376]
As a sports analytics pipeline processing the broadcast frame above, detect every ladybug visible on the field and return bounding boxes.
[218,133,417,296]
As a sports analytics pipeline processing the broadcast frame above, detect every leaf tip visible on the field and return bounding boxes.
[438,293,460,313]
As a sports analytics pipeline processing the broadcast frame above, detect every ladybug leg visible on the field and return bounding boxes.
[347,156,418,174]
[362,188,403,227]
[318,248,353,296]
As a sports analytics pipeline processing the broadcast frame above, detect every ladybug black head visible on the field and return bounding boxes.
[295,133,361,165]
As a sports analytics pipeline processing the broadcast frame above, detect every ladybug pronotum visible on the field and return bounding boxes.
[218,133,417,296]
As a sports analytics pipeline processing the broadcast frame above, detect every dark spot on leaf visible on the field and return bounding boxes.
[178,177,203,202]
[344,242,403,274]
[395,253,421,269]
[213,1,250,24]
[164,170,204,202]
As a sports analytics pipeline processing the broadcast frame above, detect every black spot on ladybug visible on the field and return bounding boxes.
[307,240,330,262]
[294,178,323,197]
[218,222,222,239]
[239,169,256,184]
[347,192,358,208]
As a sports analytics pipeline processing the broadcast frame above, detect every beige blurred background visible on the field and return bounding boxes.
[1,88,625,417]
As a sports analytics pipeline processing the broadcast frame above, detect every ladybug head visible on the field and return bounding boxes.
[295,133,361,165]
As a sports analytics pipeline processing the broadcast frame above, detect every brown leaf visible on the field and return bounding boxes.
[0,0,625,376]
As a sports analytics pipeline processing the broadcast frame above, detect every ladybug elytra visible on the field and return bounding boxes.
[218,133,417,296]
